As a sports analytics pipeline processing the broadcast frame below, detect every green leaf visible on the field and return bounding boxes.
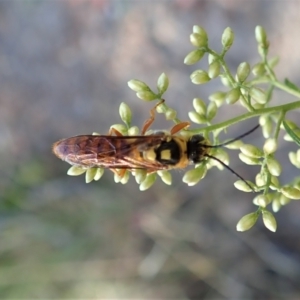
[283,120,300,146]
[284,78,300,93]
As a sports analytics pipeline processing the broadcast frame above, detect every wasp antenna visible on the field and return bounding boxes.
[205,154,255,192]
[203,124,260,148]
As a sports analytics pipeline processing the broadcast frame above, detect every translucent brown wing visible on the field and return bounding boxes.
[52,134,169,170]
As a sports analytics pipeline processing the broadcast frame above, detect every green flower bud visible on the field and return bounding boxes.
[239,153,260,165]
[208,53,217,64]
[110,124,128,136]
[253,194,270,207]
[157,170,172,185]
[250,87,267,104]
[139,173,157,191]
[205,158,214,170]
[120,170,130,184]
[266,156,282,176]
[209,91,226,103]
[206,101,217,121]
[156,103,165,114]
[136,91,158,101]
[67,166,86,176]
[208,92,225,107]
[208,60,221,79]
[255,26,267,46]
[236,212,259,232]
[259,114,269,126]
[224,140,244,150]
[165,108,177,120]
[184,49,205,65]
[134,169,147,184]
[128,79,149,92]
[190,70,210,84]
[234,180,254,192]
[193,98,207,115]
[262,121,273,139]
[128,126,139,136]
[263,138,277,154]
[279,194,290,206]
[119,102,132,127]
[93,168,104,181]
[272,197,281,213]
[237,62,250,82]
[193,25,207,35]
[269,175,280,191]
[192,26,208,42]
[221,27,234,50]
[255,173,267,187]
[252,62,266,76]
[190,32,208,47]
[240,144,263,158]
[297,149,300,162]
[262,210,277,232]
[220,74,231,87]
[188,111,207,124]
[240,88,247,96]
[85,168,97,183]
[208,149,229,170]
[114,172,122,183]
[281,186,300,200]
[254,103,266,110]
[288,152,299,167]
[157,73,169,95]
[252,197,259,206]
[225,88,240,104]
[182,165,207,186]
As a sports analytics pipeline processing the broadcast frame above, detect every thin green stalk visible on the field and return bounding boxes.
[188,100,300,134]
[250,78,300,99]
[271,81,300,98]
[274,111,285,140]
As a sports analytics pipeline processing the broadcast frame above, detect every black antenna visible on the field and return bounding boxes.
[202,124,260,149]
[205,154,254,192]
[204,124,260,192]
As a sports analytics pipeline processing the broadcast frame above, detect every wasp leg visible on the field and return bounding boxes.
[141,99,165,135]
[170,122,190,135]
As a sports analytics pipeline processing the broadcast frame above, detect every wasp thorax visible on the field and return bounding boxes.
[142,137,182,166]
[187,135,210,164]
[155,138,181,165]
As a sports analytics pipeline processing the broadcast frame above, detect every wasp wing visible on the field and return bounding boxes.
[53,135,169,171]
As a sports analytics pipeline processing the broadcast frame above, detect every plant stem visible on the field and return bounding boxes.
[271,81,300,98]
[188,100,300,134]
[274,111,285,140]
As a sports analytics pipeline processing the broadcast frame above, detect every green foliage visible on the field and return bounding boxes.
[65,26,300,232]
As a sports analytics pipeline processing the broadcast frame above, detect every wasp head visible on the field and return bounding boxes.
[187,134,210,164]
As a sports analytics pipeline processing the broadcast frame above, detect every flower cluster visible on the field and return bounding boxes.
[62,25,300,232]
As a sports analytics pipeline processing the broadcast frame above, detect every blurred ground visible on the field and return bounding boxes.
[1,0,300,299]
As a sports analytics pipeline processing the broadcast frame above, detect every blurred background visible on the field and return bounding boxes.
[1,0,300,298]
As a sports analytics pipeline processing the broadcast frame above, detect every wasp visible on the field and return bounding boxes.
[53,100,259,187]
